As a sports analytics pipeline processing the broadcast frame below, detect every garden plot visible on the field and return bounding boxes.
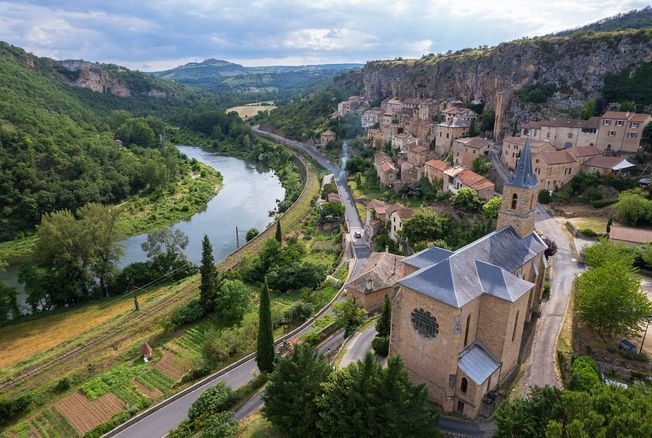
[155,349,190,381]
[54,392,124,435]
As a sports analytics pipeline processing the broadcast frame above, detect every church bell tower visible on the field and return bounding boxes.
[496,137,538,237]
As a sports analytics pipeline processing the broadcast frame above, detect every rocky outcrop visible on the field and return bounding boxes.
[362,31,652,130]
[57,60,132,96]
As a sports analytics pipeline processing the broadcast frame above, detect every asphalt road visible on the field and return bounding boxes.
[518,205,584,390]
[339,324,377,368]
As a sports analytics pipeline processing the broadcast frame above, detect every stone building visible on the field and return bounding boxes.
[501,136,555,171]
[521,118,600,149]
[320,130,336,146]
[390,141,547,418]
[443,168,495,200]
[581,155,636,175]
[596,111,651,153]
[374,152,399,187]
[534,150,580,191]
[425,159,450,185]
[389,206,415,242]
[344,252,405,312]
[361,109,383,128]
[452,137,492,167]
[435,117,471,157]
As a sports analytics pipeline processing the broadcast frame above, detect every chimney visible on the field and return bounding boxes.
[366,277,373,291]
[385,245,389,253]
[393,258,397,275]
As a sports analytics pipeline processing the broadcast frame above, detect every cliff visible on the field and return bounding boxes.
[361,29,652,131]
[57,60,133,96]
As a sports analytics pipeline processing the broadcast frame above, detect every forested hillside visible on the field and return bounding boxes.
[0,42,230,241]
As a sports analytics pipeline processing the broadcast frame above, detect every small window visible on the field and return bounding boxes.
[461,377,468,394]
[457,400,465,413]
[630,122,639,128]
[511,193,518,209]
[567,132,573,139]
[512,310,520,342]
[616,120,624,126]
[603,119,611,126]
[608,130,616,136]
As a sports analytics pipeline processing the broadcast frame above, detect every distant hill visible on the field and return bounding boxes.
[151,59,363,103]
[557,6,652,35]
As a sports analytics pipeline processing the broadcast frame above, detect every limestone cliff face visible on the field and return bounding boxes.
[57,60,132,96]
[362,31,652,116]
[56,60,172,98]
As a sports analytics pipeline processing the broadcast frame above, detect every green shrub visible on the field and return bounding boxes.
[201,411,238,438]
[169,299,206,328]
[53,377,71,393]
[538,189,552,204]
[567,356,600,391]
[0,393,33,427]
[579,228,598,238]
[592,199,615,208]
[284,301,314,325]
[372,337,389,357]
[188,383,238,422]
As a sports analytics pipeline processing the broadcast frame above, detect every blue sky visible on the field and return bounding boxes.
[0,1,648,71]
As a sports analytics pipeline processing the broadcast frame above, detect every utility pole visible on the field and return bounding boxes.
[236,225,240,249]
[639,315,652,354]
[133,287,139,312]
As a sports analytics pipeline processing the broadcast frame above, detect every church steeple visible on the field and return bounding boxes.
[496,137,538,237]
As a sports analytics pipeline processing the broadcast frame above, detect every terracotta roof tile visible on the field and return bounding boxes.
[425,159,451,172]
[540,150,576,165]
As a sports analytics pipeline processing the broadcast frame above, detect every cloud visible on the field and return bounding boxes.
[0,0,649,70]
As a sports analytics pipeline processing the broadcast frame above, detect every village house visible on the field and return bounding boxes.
[361,109,383,128]
[581,155,636,176]
[320,130,337,146]
[363,199,388,243]
[374,152,399,187]
[425,159,451,185]
[501,136,555,171]
[568,145,602,164]
[596,111,652,153]
[533,150,579,191]
[443,167,495,200]
[442,107,477,124]
[435,117,471,157]
[392,132,419,151]
[609,224,652,247]
[336,96,367,117]
[383,98,404,115]
[389,206,415,242]
[400,161,420,185]
[406,144,428,168]
[344,252,405,312]
[452,137,492,167]
[522,118,600,149]
[366,128,386,147]
[390,140,547,418]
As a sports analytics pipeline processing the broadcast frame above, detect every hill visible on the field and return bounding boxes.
[557,6,652,35]
[151,59,362,103]
[0,42,227,241]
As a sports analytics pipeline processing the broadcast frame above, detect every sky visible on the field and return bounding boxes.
[0,0,649,71]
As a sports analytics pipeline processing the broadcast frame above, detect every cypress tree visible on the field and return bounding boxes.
[376,295,391,338]
[257,280,275,373]
[275,220,282,243]
[200,234,216,312]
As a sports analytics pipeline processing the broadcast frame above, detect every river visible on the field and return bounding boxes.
[0,145,286,312]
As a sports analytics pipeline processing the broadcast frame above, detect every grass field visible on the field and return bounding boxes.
[227,103,276,119]
[565,216,608,236]
[237,412,280,437]
[0,286,166,370]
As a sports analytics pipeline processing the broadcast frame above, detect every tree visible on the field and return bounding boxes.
[582,239,634,268]
[214,279,250,325]
[200,235,217,312]
[494,386,564,438]
[257,281,275,373]
[400,209,450,245]
[201,411,238,438]
[334,297,367,337]
[580,99,597,120]
[115,118,157,148]
[188,382,238,421]
[543,238,558,259]
[613,189,652,226]
[472,157,492,176]
[538,189,552,204]
[320,202,345,222]
[141,227,189,269]
[376,295,392,338]
[451,187,483,211]
[575,259,651,337]
[263,344,332,437]
[316,354,438,437]
[482,196,502,220]
[246,228,259,242]
[275,220,282,243]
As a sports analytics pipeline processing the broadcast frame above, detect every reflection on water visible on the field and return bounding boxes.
[0,145,286,313]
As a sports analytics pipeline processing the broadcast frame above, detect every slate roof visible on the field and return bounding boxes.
[403,246,454,269]
[458,344,501,385]
[345,252,405,294]
[399,226,546,308]
[506,137,538,189]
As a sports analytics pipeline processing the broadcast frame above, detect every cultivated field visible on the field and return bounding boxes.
[227,102,276,119]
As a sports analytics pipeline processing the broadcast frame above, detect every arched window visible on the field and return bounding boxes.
[463,314,471,347]
[511,193,518,209]
[461,377,468,394]
[512,310,520,342]
[530,194,535,209]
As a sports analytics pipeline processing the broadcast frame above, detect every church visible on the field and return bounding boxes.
[389,138,548,418]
